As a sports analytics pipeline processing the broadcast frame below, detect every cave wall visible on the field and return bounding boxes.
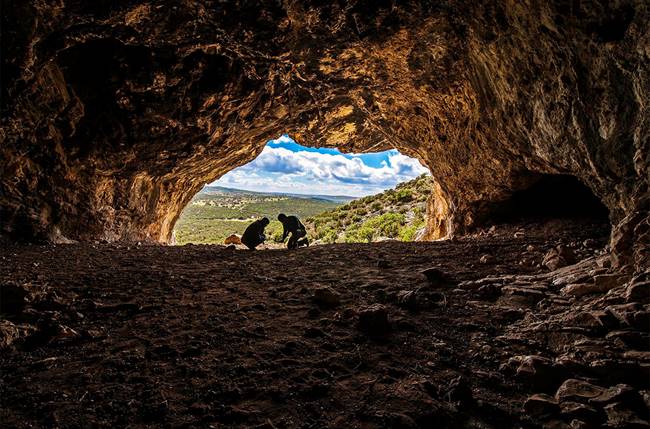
[1,1,648,267]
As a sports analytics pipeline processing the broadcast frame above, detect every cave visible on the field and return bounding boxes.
[488,174,611,225]
[1,1,648,427]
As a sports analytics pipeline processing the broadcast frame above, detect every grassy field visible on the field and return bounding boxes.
[173,187,346,245]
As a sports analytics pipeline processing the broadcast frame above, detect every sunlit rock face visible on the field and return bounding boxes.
[1,1,648,266]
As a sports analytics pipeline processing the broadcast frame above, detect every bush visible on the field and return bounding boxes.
[393,189,413,203]
[358,213,406,240]
[399,224,419,241]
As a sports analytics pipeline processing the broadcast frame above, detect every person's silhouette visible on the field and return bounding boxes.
[240,217,270,250]
[277,213,309,249]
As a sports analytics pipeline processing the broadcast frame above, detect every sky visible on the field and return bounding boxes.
[211,135,430,197]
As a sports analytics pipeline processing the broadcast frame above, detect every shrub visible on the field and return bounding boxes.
[393,189,413,203]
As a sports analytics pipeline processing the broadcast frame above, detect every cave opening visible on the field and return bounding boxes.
[172,135,431,246]
[488,174,610,227]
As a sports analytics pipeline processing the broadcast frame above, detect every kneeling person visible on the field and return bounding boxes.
[241,217,270,250]
[278,213,309,249]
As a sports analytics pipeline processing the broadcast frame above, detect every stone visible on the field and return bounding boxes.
[561,283,601,298]
[605,304,642,327]
[0,1,647,277]
[0,282,29,315]
[555,379,607,403]
[625,281,649,304]
[603,402,650,429]
[543,246,576,271]
[593,274,629,293]
[590,384,640,406]
[515,355,565,391]
[312,287,341,307]
[0,320,36,349]
[421,268,455,287]
[607,329,650,354]
[223,234,242,245]
[479,254,494,264]
[0,320,22,349]
[523,393,559,417]
[560,402,602,425]
[441,375,473,404]
[357,304,390,336]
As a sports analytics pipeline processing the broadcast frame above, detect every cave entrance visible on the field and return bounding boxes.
[488,174,610,225]
[172,135,431,246]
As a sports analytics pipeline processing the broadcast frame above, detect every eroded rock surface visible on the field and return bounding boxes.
[1,1,648,269]
[1,219,648,427]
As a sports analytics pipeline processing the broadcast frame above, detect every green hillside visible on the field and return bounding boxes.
[305,174,432,243]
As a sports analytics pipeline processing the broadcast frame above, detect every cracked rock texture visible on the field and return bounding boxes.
[1,1,648,267]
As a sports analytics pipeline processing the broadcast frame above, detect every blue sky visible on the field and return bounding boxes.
[211,135,429,197]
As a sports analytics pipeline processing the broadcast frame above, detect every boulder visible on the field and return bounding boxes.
[593,274,630,293]
[523,393,560,418]
[625,280,649,304]
[555,379,607,403]
[357,304,390,336]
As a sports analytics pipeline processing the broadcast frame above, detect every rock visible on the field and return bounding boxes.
[560,401,602,425]
[605,304,642,328]
[603,401,650,428]
[223,234,242,245]
[357,304,390,336]
[395,289,442,310]
[312,286,341,307]
[0,282,29,315]
[0,320,37,349]
[441,375,473,404]
[543,246,576,271]
[515,355,565,391]
[561,283,601,297]
[590,384,640,407]
[421,268,455,287]
[555,379,607,403]
[0,320,22,349]
[479,254,494,264]
[523,393,560,417]
[396,290,419,310]
[500,286,546,307]
[593,274,629,293]
[606,330,650,351]
[625,280,649,304]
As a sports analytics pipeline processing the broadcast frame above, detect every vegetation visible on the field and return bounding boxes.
[304,174,432,243]
[174,175,432,245]
[174,187,344,245]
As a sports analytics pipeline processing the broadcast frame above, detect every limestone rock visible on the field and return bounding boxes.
[0,1,648,273]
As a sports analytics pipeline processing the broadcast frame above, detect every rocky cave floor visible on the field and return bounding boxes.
[1,218,648,428]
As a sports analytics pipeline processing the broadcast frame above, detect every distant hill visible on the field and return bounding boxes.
[201,186,355,203]
[304,174,432,243]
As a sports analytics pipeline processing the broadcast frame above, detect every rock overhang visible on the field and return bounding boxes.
[1,1,647,270]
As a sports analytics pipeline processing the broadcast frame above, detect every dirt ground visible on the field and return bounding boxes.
[1,218,636,428]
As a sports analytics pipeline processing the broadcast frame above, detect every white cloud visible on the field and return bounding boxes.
[213,146,429,197]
